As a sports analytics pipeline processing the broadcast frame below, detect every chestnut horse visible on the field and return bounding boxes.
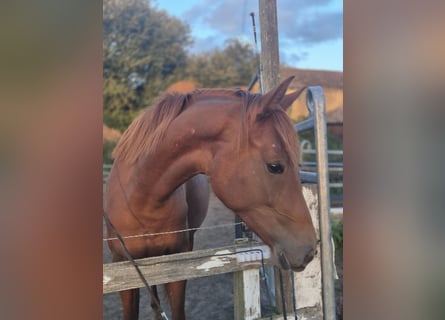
[104,77,317,320]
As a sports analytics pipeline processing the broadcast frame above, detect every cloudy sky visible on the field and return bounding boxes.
[155,0,343,71]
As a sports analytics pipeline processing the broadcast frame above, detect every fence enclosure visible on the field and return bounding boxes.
[103,184,323,320]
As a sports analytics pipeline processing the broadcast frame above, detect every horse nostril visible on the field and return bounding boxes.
[304,249,315,265]
[314,249,318,256]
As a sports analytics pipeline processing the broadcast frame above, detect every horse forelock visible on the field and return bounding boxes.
[268,109,300,170]
[237,90,300,170]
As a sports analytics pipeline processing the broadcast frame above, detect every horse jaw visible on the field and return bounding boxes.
[235,207,317,272]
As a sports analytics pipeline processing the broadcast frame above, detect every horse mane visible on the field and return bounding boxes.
[113,89,300,168]
[112,92,191,163]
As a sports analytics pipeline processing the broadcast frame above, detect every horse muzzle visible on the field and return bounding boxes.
[277,246,317,272]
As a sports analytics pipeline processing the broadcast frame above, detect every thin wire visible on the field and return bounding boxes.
[103,222,245,241]
[250,12,263,94]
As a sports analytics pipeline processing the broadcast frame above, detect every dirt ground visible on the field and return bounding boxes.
[103,190,343,319]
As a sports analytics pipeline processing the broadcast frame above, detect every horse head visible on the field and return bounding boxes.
[210,77,317,272]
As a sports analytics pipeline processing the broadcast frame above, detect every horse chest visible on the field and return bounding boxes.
[124,232,189,259]
[135,206,190,256]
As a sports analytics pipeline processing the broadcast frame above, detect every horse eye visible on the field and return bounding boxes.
[267,163,284,174]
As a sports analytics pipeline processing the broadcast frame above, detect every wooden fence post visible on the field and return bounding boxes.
[258,0,296,314]
[259,0,280,89]
[234,268,261,320]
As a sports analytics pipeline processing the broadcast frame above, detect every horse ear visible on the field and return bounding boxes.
[279,87,306,111]
[260,76,295,110]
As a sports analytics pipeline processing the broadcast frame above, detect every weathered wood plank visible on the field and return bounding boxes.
[234,269,261,320]
[103,243,270,294]
[259,0,280,92]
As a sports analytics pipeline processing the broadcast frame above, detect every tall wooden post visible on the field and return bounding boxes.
[234,268,261,320]
[258,0,294,315]
[259,0,280,91]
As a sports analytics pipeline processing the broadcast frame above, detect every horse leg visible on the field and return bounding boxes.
[165,280,187,320]
[120,288,140,320]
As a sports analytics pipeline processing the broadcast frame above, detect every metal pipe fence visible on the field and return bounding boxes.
[308,86,337,320]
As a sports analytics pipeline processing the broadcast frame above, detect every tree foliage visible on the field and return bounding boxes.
[103,0,258,132]
[103,0,191,131]
[186,38,257,88]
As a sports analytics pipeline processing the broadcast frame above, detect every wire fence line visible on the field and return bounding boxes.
[103,222,245,242]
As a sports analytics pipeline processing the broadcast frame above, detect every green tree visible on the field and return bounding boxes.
[103,0,191,131]
[186,38,257,88]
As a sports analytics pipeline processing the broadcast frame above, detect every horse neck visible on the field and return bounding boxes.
[131,98,238,205]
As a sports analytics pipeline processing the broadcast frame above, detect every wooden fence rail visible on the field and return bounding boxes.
[104,242,271,319]
[103,242,269,294]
